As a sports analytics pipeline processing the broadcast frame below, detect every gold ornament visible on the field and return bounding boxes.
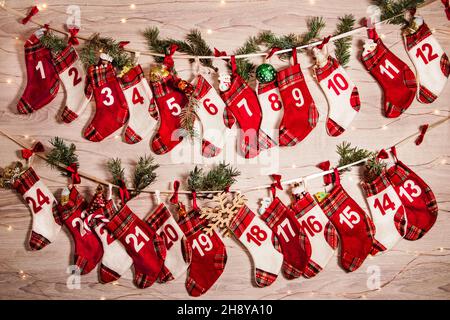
[118,65,133,78]
[200,192,247,237]
[149,64,170,82]
[0,161,24,189]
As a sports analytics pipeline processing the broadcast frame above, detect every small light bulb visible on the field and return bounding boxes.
[439,247,444,252]
[15,36,19,40]
[434,109,440,115]
[309,0,316,4]
[42,3,47,9]
[291,164,297,169]
[120,18,127,24]
[114,135,120,139]
[380,34,386,39]
[24,135,29,139]
[361,294,367,299]
[220,0,226,5]
[351,126,356,131]
[382,125,388,130]
[6,79,12,84]
[207,29,213,34]
[100,296,106,300]
[7,225,12,231]
[441,158,447,165]
[431,28,436,33]
[287,290,292,294]
[112,281,119,286]
[130,4,136,9]
[19,270,24,274]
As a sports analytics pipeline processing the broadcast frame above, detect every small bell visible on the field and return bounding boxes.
[60,187,71,206]
[149,64,170,82]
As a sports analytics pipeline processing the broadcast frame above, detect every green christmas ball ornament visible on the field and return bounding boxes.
[256,63,277,83]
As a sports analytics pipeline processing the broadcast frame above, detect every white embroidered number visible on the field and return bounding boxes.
[192,233,213,256]
[380,59,400,79]
[166,97,181,116]
[338,206,360,229]
[72,218,87,236]
[237,98,253,117]
[101,87,115,106]
[291,88,304,107]
[125,226,150,253]
[276,218,295,242]
[35,60,46,79]
[398,179,422,203]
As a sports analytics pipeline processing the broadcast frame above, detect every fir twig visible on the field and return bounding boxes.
[363,153,387,182]
[300,16,326,46]
[373,0,425,26]
[180,97,199,140]
[336,142,374,172]
[80,33,135,70]
[107,158,125,186]
[188,163,240,192]
[233,36,259,81]
[46,137,79,177]
[132,155,159,197]
[333,14,355,67]
[40,31,67,55]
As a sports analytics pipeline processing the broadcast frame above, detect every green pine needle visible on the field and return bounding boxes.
[132,155,159,196]
[336,142,374,172]
[188,163,240,192]
[40,32,67,55]
[46,137,79,177]
[107,158,125,186]
[333,14,355,67]
[373,0,425,26]
[364,153,387,182]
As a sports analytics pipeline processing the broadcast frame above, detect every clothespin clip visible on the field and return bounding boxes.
[154,190,161,205]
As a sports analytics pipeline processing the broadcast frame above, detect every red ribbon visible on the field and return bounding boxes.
[170,180,180,204]
[68,27,80,46]
[442,0,450,20]
[415,124,429,146]
[21,141,44,160]
[367,28,379,41]
[230,55,237,76]
[317,160,332,186]
[163,44,178,70]
[376,149,389,160]
[214,48,227,57]
[317,35,331,49]
[66,163,81,185]
[266,47,281,59]
[118,179,130,205]
[119,41,130,48]
[271,174,283,191]
[22,6,39,25]
[192,191,199,211]
[224,185,230,193]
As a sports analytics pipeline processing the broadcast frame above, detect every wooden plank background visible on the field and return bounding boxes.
[0,0,449,300]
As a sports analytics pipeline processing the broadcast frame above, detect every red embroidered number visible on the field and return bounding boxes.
[160,224,179,250]
[132,87,144,104]
[68,67,82,86]
[246,225,267,246]
[415,43,438,65]
[203,98,218,115]
[25,188,50,214]
[327,73,349,95]
[301,215,323,238]
[373,193,396,216]
[268,93,282,111]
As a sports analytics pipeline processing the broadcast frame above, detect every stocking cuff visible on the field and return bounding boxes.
[220,74,249,106]
[150,74,175,98]
[260,197,287,229]
[257,80,278,95]
[361,38,388,71]
[87,63,117,88]
[145,203,171,231]
[13,167,39,195]
[24,33,43,54]
[56,187,87,221]
[193,75,212,100]
[178,210,207,237]
[360,171,391,197]
[405,23,431,51]
[87,200,116,228]
[53,45,78,74]
[314,56,339,81]
[120,65,145,90]
[106,205,136,240]
[229,205,255,238]
[277,64,305,91]
[386,161,411,186]
[318,185,348,218]
[291,192,317,219]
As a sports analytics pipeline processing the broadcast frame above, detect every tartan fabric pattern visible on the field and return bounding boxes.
[56,187,87,222]
[278,126,299,146]
[221,75,248,107]
[314,56,340,81]
[223,107,236,129]
[60,106,79,123]
[303,259,323,278]
[213,252,228,270]
[258,129,277,150]
[241,133,258,159]
[17,80,59,114]
[148,100,159,120]
[151,74,175,99]
[83,124,104,142]
[157,265,175,283]
[255,269,277,287]
[153,231,167,260]
[106,205,136,240]
[135,272,155,289]
[278,64,304,91]
[291,193,317,219]
[151,132,169,155]
[361,171,390,197]
[309,102,319,128]
[124,126,142,144]
[257,80,278,94]
[145,203,171,231]
[341,252,364,272]
[29,231,51,251]
[229,206,255,238]
[201,139,221,158]
[53,45,77,74]
[370,238,387,255]
[418,84,437,104]
[192,75,211,100]
[74,254,89,274]
[120,65,145,90]
[326,118,345,137]
[99,264,121,283]
[405,23,432,51]
[324,221,339,250]
[403,68,418,89]
[282,260,302,279]
[178,210,208,238]
[24,34,44,54]
[13,167,39,195]
[85,63,118,98]
[185,277,206,296]
[350,87,361,111]
[441,53,450,77]
[260,198,285,229]
[88,200,116,229]
[361,39,387,71]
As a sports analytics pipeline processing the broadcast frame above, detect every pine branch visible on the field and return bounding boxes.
[373,0,425,26]
[300,16,326,45]
[107,158,125,186]
[40,32,67,55]
[188,163,240,191]
[46,137,79,177]
[233,36,259,80]
[180,97,199,140]
[80,33,135,70]
[333,14,355,67]
[336,142,374,172]
[363,153,387,182]
[132,155,159,197]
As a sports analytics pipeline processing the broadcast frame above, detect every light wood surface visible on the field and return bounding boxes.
[0,0,449,300]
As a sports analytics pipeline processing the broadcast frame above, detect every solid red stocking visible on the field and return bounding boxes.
[56,187,103,275]
[361,29,417,118]
[83,62,129,142]
[386,146,438,240]
[106,205,166,288]
[178,210,227,297]
[277,51,318,146]
[17,30,60,114]
[318,169,376,272]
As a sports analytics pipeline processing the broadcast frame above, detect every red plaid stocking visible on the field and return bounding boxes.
[291,192,338,278]
[13,167,61,250]
[277,51,318,146]
[56,187,103,275]
[260,197,311,279]
[386,147,438,240]
[150,75,187,154]
[361,29,417,118]
[83,62,129,142]
[229,205,283,287]
[86,200,133,283]
[314,55,360,137]
[120,65,157,144]
[256,80,283,145]
[145,203,189,282]
[318,169,376,272]
[53,45,91,123]
[178,210,227,297]
[221,56,276,158]
[17,30,60,114]
[106,205,166,288]
[404,20,449,103]
[192,75,230,157]
[361,169,406,251]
